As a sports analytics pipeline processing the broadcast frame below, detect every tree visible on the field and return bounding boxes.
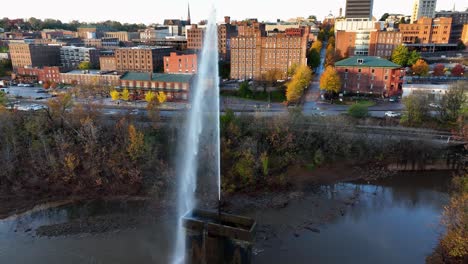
[399,17,407,24]
[78,61,92,70]
[438,82,467,123]
[401,94,429,126]
[286,65,312,103]
[379,13,390,21]
[407,50,421,66]
[348,104,369,118]
[238,81,253,98]
[127,124,145,162]
[433,64,445,76]
[110,90,120,101]
[43,81,51,89]
[145,91,156,103]
[0,91,7,107]
[391,45,409,66]
[319,66,342,94]
[307,49,321,69]
[310,40,323,52]
[325,45,336,67]
[412,59,429,76]
[121,88,130,101]
[451,64,465,77]
[263,69,282,87]
[157,92,167,104]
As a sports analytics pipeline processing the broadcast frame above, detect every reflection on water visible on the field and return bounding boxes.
[0,172,451,264]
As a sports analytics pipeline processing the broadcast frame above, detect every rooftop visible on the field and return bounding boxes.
[335,56,402,68]
[121,72,194,83]
[64,70,120,76]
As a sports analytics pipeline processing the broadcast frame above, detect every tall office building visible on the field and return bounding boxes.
[345,0,374,20]
[411,0,437,23]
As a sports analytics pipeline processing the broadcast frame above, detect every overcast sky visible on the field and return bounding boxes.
[2,0,467,24]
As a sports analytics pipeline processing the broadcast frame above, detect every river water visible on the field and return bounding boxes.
[0,172,451,264]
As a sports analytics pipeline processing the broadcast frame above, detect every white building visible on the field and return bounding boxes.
[412,0,438,23]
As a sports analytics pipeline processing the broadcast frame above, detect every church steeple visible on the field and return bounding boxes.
[187,3,191,24]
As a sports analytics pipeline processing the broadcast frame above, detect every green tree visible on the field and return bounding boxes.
[401,94,429,126]
[78,61,92,70]
[0,91,7,107]
[391,45,409,66]
[238,81,253,99]
[411,59,429,76]
[319,66,342,94]
[348,104,369,118]
[307,48,321,69]
[379,13,390,21]
[407,50,421,66]
[438,82,467,123]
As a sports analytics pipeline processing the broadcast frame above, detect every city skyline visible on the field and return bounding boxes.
[1,0,466,25]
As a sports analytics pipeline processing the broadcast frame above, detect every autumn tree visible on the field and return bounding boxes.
[43,81,51,89]
[157,92,167,104]
[127,124,145,162]
[145,91,156,103]
[262,69,283,87]
[391,45,409,66]
[310,40,323,52]
[110,90,120,101]
[411,59,429,76]
[308,49,321,69]
[78,61,92,70]
[286,65,312,103]
[319,66,342,94]
[121,88,130,101]
[433,64,445,76]
[451,64,465,77]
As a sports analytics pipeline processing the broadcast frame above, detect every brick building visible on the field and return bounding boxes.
[9,43,61,69]
[120,72,194,101]
[462,24,468,47]
[14,66,61,84]
[115,46,173,73]
[435,10,468,43]
[99,52,117,71]
[163,52,197,74]
[103,31,140,42]
[84,38,119,48]
[218,17,238,61]
[60,70,121,86]
[187,24,205,50]
[230,28,309,80]
[335,56,405,96]
[399,17,452,44]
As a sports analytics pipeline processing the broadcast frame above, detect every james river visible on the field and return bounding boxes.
[0,171,451,264]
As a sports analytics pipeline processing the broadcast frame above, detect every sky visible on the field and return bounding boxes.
[1,0,467,24]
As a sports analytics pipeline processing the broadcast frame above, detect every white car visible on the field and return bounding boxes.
[429,103,442,109]
[385,111,401,118]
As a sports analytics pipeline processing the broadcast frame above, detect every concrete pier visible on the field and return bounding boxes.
[182,209,256,264]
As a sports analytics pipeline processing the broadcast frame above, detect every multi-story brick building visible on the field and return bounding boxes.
[84,38,119,48]
[230,28,309,80]
[462,24,468,47]
[435,10,468,43]
[60,46,100,69]
[368,31,403,58]
[399,17,452,44]
[14,66,61,84]
[77,27,104,39]
[335,56,405,96]
[163,52,197,74]
[115,46,173,73]
[103,31,140,42]
[41,30,77,39]
[120,72,194,101]
[218,17,238,61]
[187,24,205,50]
[335,20,384,56]
[99,52,117,71]
[60,70,121,86]
[9,43,61,69]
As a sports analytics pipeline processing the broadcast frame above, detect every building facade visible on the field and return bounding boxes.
[60,46,100,69]
[412,0,437,23]
[368,30,403,58]
[115,46,173,72]
[163,52,198,74]
[14,66,61,84]
[60,70,121,86]
[230,29,309,80]
[218,17,238,61]
[399,17,452,44]
[435,10,468,43]
[9,43,61,69]
[345,0,374,20]
[103,31,140,42]
[120,72,194,101]
[84,38,119,48]
[335,56,405,96]
[99,53,117,71]
[187,24,205,50]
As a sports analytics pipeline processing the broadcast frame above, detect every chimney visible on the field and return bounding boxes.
[224,16,231,24]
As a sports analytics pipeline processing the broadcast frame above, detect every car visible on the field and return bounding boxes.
[129,109,142,115]
[389,97,399,103]
[385,111,401,118]
[429,103,442,109]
